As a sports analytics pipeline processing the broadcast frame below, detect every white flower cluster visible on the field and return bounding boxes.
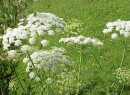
[114,68,130,85]
[23,47,73,81]
[102,19,130,39]
[2,12,66,51]
[59,35,103,46]
[7,50,17,58]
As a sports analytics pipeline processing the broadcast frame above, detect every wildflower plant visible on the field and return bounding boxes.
[63,19,85,37]
[114,67,130,86]
[102,19,130,39]
[0,50,18,95]
[2,12,66,53]
[0,1,27,94]
[102,19,130,67]
[59,35,103,94]
[2,12,75,94]
[102,20,130,94]
[56,70,84,95]
[23,46,73,82]
[59,35,103,46]
[25,46,74,94]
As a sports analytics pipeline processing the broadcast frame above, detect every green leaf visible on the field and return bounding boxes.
[9,14,13,20]
[12,5,18,17]
[4,13,8,20]
[0,18,5,22]
[0,6,5,13]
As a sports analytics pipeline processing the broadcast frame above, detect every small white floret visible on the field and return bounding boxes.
[124,32,130,38]
[23,57,29,63]
[29,37,36,45]
[29,72,35,79]
[46,78,53,84]
[8,50,17,57]
[48,30,55,35]
[41,40,49,47]
[35,76,40,82]
[15,40,22,46]
[111,33,118,39]
[106,22,114,28]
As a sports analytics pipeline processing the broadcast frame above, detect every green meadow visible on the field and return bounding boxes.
[1,0,130,95]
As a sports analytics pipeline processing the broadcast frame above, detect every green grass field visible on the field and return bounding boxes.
[1,0,130,95]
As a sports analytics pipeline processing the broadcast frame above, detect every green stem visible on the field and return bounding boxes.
[78,49,81,81]
[77,47,82,94]
[26,50,45,95]
[120,38,127,67]
[26,51,39,78]
[120,84,124,95]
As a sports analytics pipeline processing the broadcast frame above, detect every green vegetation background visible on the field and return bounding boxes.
[1,0,130,95]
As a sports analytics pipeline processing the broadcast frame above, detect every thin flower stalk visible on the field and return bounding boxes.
[77,46,82,94]
[26,50,45,95]
[120,38,127,67]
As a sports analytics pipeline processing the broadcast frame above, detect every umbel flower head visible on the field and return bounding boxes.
[2,12,66,53]
[102,19,130,39]
[63,19,84,37]
[23,47,74,82]
[59,35,103,46]
[114,68,130,86]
